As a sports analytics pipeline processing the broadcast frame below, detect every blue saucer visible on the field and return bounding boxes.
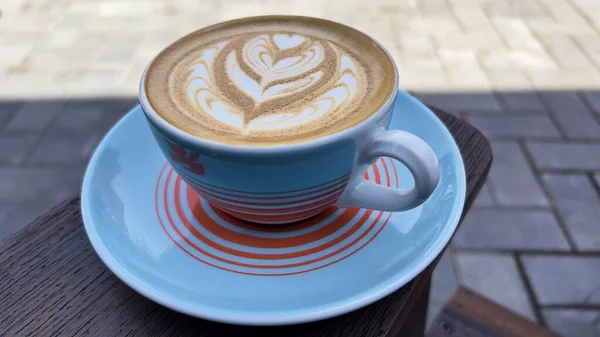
[81,91,465,325]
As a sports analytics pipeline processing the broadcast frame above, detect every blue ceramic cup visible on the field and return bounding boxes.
[139,19,440,225]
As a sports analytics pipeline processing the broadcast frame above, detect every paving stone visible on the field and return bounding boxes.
[0,135,39,165]
[542,0,584,22]
[419,0,451,15]
[455,252,536,321]
[486,70,534,90]
[5,101,63,131]
[415,93,501,114]
[396,33,435,56]
[0,45,32,70]
[496,92,546,113]
[434,31,504,51]
[453,209,570,250]
[27,129,101,164]
[390,55,445,74]
[488,142,548,206]
[0,199,57,240]
[473,182,494,207]
[21,49,77,71]
[491,18,544,51]
[394,54,443,72]
[541,36,596,69]
[0,203,14,224]
[51,101,111,132]
[485,1,548,19]
[101,97,139,111]
[542,174,600,251]
[0,168,80,203]
[427,303,443,329]
[77,98,138,130]
[0,12,63,33]
[0,74,68,99]
[528,70,600,90]
[480,50,558,71]
[399,17,462,36]
[467,115,561,139]
[37,29,80,49]
[439,50,489,89]
[0,204,12,239]
[543,309,600,337]
[445,66,490,89]
[100,44,137,63]
[52,169,85,202]
[431,250,458,303]
[66,32,110,58]
[582,91,600,115]
[526,143,600,170]
[68,98,138,113]
[540,92,600,140]
[54,67,129,88]
[528,20,596,37]
[0,101,22,126]
[398,68,449,90]
[576,36,600,71]
[98,2,162,17]
[521,255,600,305]
[99,34,142,63]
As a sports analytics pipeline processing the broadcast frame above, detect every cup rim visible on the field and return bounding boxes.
[139,15,399,155]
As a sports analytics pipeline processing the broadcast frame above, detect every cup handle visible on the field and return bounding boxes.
[335,129,440,211]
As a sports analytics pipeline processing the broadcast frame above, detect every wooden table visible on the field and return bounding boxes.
[0,108,492,337]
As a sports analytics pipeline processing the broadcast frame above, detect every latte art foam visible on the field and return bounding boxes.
[144,17,397,145]
[185,33,366,134]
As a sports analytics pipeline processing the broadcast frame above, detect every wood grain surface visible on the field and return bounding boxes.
[0,108,492,337]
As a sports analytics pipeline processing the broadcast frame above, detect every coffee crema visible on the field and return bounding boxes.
[144,16,397,145]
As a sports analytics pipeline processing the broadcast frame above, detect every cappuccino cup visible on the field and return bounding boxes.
[139,16,440,224]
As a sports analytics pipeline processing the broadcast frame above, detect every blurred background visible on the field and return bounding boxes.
[1,0,600,336]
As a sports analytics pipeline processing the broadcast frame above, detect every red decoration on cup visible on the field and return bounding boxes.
[165,139,205,175]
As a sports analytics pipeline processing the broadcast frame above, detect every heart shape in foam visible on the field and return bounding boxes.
[228,34,325,105]
[273,33,306,50]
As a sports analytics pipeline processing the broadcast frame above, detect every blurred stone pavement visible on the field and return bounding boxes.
[2,0,600,336]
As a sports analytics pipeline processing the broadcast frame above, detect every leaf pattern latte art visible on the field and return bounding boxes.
[183,32,368,135]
